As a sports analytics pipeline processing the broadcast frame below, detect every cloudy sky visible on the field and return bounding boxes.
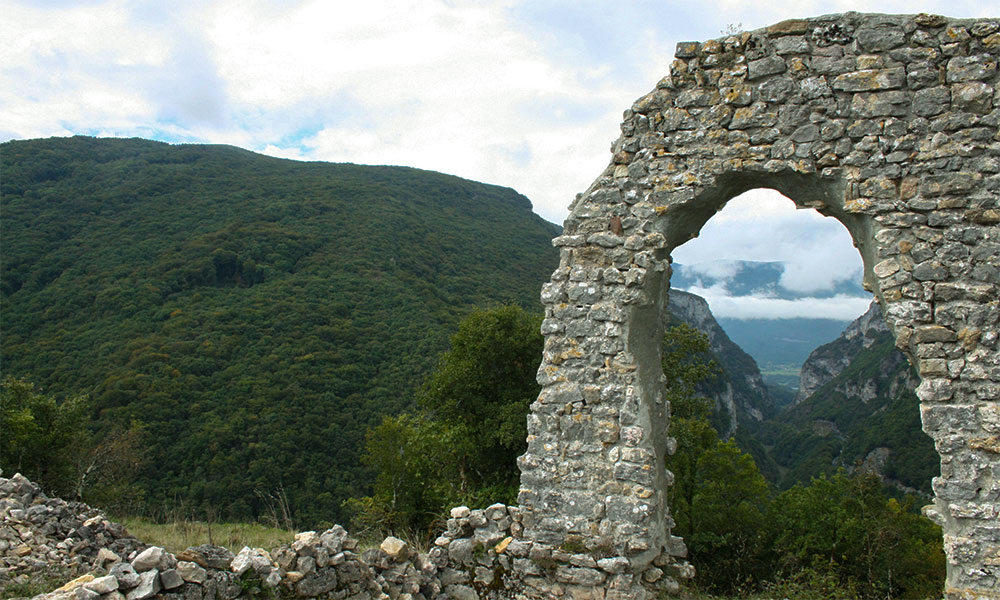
[4,0,994,318]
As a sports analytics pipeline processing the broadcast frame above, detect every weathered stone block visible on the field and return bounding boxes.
[952,82,995,114]
[125,571,161,600]
[674,42,700,58]
[856,27,906,51]
[132,546,166,573]
[84,575,119,595]
[159,569,184,590]
[833,68,906,91]
[773,36,810,54]
[913,87,952,116]
[947,55,998,82]
[747,56,787,80]
[851,91,910,117]
[730,102,778,129]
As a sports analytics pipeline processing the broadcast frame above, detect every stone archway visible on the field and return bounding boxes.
[517,12,999,600]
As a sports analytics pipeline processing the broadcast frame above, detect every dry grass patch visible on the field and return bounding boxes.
[119,518,295,554]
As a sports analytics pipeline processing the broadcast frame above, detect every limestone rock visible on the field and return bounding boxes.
[380,536,409,560]
[125,570,160,600]
[176,560,208,584]
[159,568,185,590]
[84,575,119,595]
[131,546,166,572]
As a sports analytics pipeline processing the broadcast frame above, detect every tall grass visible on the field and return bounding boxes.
[119,517,295,553]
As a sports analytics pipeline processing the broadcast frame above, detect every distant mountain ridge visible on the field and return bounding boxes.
[671,260,870,374]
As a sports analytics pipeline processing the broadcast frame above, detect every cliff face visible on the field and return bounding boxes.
[794,302,890,404]
[667,289,772,437]
[770,302,934,493]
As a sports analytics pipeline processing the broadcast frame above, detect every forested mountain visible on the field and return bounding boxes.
[668,290,773,431]
[0,135,936,531]
[1,136,561,526]
[759,303,937,494]
[666,291,936,496]
[667,289,782,482]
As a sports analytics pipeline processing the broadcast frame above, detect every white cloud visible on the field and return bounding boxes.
[672,189,864,294]
[3,0,995,225]
[684,260,741,282]
[685,285,873,320]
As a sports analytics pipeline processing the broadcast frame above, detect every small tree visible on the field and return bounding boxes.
[348,413,470,535]
[662,323,721,538]
[661,325,772,592]
[771,471,944,598]
[1,377,148,510]
[352,305,543,535]
[73,420,148,512]
[0,377,89,495]
[417,304,543,499]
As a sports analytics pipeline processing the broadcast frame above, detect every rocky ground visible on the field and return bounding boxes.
[0,473,583,600]
[0,473,147,597]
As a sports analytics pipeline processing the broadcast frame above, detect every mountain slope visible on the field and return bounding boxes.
[667,289,781,481]
[668,289,773,433]
[763,303,937,493]
[1,136,561,525]
[793,303,892,404]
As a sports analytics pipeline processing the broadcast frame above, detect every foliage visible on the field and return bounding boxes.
[1,567,80,599]
[351,305,543,536]
[662,323,721,411]
[1,136,560,525]
[346,413,467,536]
[661,326,943,597]
[686,439,772,591]
[417,305,543,496]
[662,324,722,537]
[0,377,89,496]
[662,325,771,593]
[766,332,936,493]
[0,376,148,509]
[771,471,945,599]
[73,420,149,513]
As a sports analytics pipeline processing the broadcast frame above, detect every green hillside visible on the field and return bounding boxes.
[0,136,560,526]
[765,330,936,494]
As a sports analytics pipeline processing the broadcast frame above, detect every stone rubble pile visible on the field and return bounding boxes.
[8,472,663,600]
[0,473,147,593]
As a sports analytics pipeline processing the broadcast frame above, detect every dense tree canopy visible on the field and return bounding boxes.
[660,326,943,597]
[1,136,559,525]
[417,304,543,494]
[0,377,88,496]
[0,377,147,511]
[351,305,543,535]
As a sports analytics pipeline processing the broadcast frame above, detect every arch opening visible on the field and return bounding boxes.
[656,187,943,592]
[668,186,873,407]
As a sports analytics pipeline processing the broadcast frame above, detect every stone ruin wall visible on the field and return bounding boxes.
[516,11,1000,600]
[8,12,1000,600]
